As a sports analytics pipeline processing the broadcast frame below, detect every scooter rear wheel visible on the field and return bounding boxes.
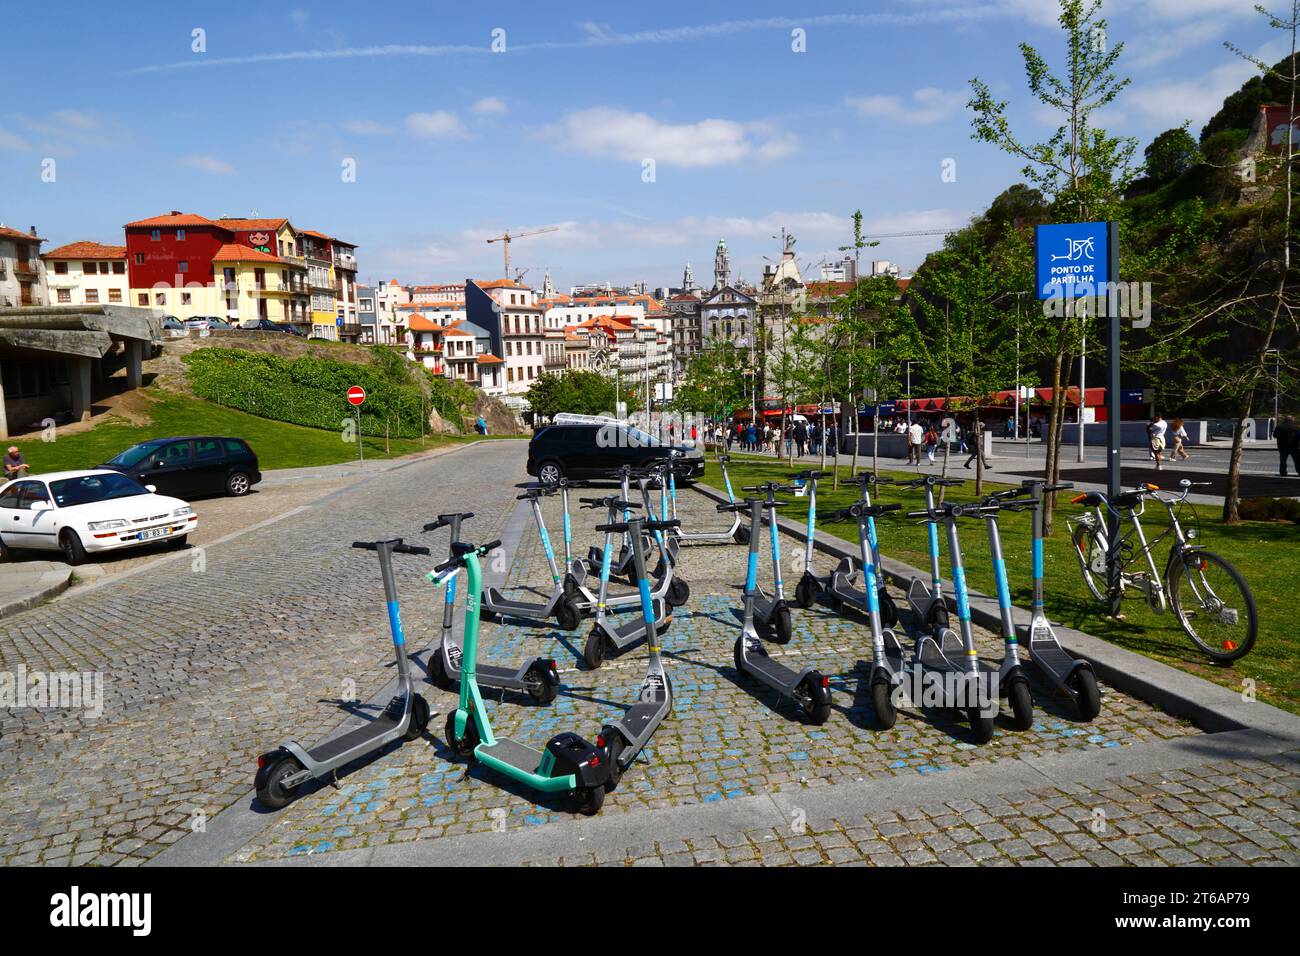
[967,708,995,744]
[878,589,899,627]
[554,596,581,631]
[573,785,605,815]
[525,662,560,704]
[254,753,304,810]
[733,525,750,545]
[666,576,690,607]
[870,678,897,729]
[799,676,832,725]
[403,694,431,741]
[1007,678,1034,731]
[1069,668,1101,721]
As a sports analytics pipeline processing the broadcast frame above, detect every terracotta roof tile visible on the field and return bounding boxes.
[124,212,220,229]
[211,243,289,264]
[43,241,126,259]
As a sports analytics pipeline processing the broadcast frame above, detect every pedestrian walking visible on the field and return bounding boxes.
[1170,417,1190,461]
[794,419,808,458]
[925,422,939,463]
[907,420,924,465]
[963,416,993,470]
[1277,415,1300,477]
[1148,414,1167,471]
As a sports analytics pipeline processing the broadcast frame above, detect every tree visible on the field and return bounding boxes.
[524,368,639,421]
[1144,124,1200,185]
[969,0,1137,533]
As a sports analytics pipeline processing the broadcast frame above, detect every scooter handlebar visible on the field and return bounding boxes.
[353,539,431,556]
[421,511,475,532]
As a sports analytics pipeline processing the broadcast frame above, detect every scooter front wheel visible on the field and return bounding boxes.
[1069,668,1101,721]
[666,576,690,607]
[554,596,581,631]
[967,708,995,744]
[444,712,480,759]
[773,605,794,645]
[429,648,456,690]
[601,730,625,791]
[403,694,431,741]
[870,677,897,729]
[1007,678,1034,731]
[794,572,818,609]
[583,628,609,670]
[878,589,899,627]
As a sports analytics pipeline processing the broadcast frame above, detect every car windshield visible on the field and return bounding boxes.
[626,427,660,446]
[104,443,160,468]
[50,473,150,507]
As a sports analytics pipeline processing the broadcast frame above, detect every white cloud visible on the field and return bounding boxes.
[473,97,508,115]
[0,127,30,150]
[542,107,796,167]
[845,87,967,125]
[177,154,236,175]
[1126,19,1229,69]
[405,110,468,139]
[289,8,310,31]
[1128,38,1288,127]
[342,119,392,135]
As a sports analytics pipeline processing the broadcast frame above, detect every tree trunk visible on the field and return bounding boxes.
[1042,353,1065,536]
[973,417,984,495]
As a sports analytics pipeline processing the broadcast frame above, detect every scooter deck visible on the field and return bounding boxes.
[475,662,528,687]
[622,696,668,741]
[307,709,401,763]
[1029,641,1076,678]
[744,651,801,689]
[483,588,550,617]
[477,736,542,773]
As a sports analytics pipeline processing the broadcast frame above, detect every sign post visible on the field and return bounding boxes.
[1036,220,1122,614]
[347,385,366,466]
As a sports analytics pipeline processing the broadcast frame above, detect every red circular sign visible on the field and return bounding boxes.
[347,386,366,406]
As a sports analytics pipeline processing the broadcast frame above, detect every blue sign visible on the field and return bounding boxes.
[1035,221,1110,299]
[1122,389,1145,403]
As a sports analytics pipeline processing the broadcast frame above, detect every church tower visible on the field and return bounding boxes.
[712,238,731,291]
[542,269,555,298]
[682,261,695,292]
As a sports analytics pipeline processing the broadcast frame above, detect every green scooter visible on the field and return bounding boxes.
[431,538,610,815]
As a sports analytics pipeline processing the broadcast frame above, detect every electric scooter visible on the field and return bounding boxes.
[1019,479,1101,719]
[480,487,583,629]
[794,471,900,626]
[423,512,559,704]
[662,450,748,545]
[584,465,650,582]
[720,494,832,724]
[900,475,965,637]
[254,537,433,809]
[631,462,690,606]
[569,492,683,617]
[593,514,674,787]
[976,492,1036,730]
[894,499,1000,743]
[436,538,610,815]
[736,481,796,643]
[583,505,677,669]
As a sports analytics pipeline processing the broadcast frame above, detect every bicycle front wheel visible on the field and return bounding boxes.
[1167,550,1257,663]
[1071,522,1109,602]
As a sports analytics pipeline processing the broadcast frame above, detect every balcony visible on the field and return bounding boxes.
[334,253,357,271]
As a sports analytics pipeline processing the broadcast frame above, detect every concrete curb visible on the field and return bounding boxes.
[0,564,73,619]
[690,479,1300,745]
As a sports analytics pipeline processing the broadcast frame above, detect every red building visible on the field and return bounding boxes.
[124,212,235,313]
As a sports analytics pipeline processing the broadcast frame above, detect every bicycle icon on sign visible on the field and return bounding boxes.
[1051,237,1095,261]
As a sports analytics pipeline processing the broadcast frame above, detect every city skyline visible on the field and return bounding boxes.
[0,1,1279,290]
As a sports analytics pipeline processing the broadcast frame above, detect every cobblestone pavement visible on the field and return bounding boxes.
[2,446,1293,867]
[514,756,1300,866]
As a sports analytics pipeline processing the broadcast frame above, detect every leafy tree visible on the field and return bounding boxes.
[968,0,1136,532]
[1144,124,1200,184]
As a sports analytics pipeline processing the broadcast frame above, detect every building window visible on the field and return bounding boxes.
[84,262,98,275]
[134,253,145,265]
[113,262,125,274]
[156,293,166,306]
[177,260,188,273]
[138,293,149,306]
[150,229,160,241]
[176,229,186,241]
[181,292,192,305]
[57,288,71,303]
[254,268,265,289]
[53,261,68,275]
[108,289,122,303]
[85,289,99,304]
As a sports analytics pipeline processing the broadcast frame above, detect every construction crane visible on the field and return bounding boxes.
[866,228,955,239]
[486,226,560,279]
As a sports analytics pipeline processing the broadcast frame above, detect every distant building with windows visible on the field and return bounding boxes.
[43,242,129,308]
[0,225,48,308]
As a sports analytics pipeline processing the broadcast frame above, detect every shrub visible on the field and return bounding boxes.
[1237,497,1300,523]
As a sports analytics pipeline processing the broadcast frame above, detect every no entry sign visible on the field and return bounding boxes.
[347,385,366,406]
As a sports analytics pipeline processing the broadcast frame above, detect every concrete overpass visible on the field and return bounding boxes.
[0,304,162,439]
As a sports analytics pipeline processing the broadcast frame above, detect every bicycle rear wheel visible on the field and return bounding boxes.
[1167,550,1257,663]
[1071,522,1109,602]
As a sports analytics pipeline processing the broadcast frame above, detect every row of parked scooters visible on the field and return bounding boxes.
[253,453,1102,816]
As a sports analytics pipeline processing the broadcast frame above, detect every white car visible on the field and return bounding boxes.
[0,469,197,565]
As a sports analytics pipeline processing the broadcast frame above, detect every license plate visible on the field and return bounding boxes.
[137,527,169,541]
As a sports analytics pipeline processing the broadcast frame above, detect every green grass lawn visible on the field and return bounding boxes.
[711,452,1298,715]
[14,389,491,473]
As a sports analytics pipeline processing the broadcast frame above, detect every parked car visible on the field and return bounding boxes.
[98,436,262,498]
[0,470,197,565]
[248,318,304,335]
[206,317,235,331]
[183,317,211,332]
[161,316,187,338]
[526,417,706,485]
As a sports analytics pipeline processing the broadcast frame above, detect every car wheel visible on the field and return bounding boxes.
[167,534,189,549]
[538,461,563,486]
[59,529,88,566]
[226,472,252,496]
[0,536,11,563]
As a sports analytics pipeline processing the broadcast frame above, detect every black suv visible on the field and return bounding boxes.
[99,436,262,498]
[527,422,706,484]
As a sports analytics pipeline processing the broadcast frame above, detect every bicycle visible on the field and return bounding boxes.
[1066,479,1257,663]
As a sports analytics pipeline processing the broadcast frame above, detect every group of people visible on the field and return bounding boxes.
[896,415,992,469]
[716,418,839,459]
[1146,414,1191,470]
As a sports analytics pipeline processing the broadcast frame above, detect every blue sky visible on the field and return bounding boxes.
[0,1,1280,291]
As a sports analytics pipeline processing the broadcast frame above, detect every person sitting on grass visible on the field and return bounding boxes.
[4,445,30,480]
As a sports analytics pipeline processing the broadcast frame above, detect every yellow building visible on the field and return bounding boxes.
[212,244,296,326]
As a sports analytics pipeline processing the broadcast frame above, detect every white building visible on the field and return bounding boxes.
[374,279,411,344]
[42,241,129,307]
[0,225,47,308]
